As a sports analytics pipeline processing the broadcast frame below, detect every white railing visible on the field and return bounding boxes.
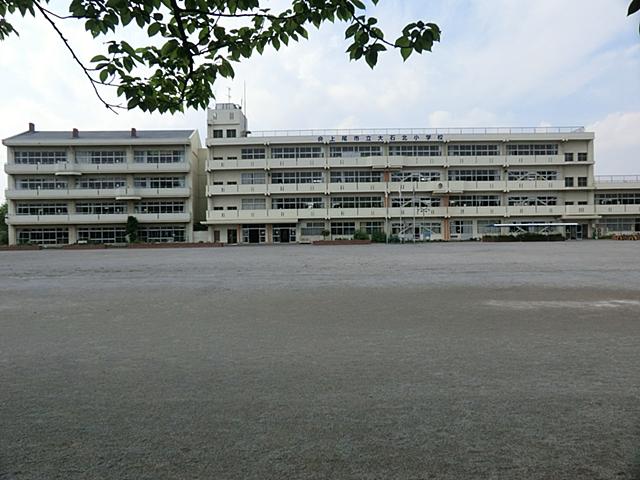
[247,126,585,137]
[595,175,640,183]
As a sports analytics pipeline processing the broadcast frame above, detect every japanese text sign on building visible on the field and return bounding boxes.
[317,134,444,143]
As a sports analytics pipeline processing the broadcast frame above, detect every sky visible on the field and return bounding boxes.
[1,0,639,201]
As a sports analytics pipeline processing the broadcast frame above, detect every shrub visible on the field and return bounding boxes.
[353,229,370,240]
[371,231,387,243]
[126,216,139,243]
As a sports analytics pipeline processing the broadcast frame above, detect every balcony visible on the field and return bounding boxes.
[595,204,640,215]
[387,181,445,193]
[206,158,267,171]
[447,156,505,167]
[268,183,327,195]
[326,156,383,168]
[447,206,507,217]
[116,187,191,199]
[327,182,386,193]
[595,175,640,190]
[7,213,128,225]
[387,207,448,218]
[506,180,565,191]
[327,207,387,219]
[506,155,566,166]
[135,212,191,223]
[206,184,268,196]
[506,206,565,216]
[4,161,190,175]
[389,156,446,168]
[205,209,299,223]
[267,158,327,169]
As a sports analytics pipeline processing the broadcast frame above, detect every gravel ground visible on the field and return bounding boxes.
[0,242,639,480]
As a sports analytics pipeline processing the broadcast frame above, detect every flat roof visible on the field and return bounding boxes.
[3,129,197,146]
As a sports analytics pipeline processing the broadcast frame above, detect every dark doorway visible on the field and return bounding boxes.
[248,229,260,243]
[227,229,237,244]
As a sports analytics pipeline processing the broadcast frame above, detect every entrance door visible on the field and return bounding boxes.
[227,229,237,244]
[248,229,260,243]
[280,228,290,243]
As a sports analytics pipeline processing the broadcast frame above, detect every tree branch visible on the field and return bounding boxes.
[33,1,122,113]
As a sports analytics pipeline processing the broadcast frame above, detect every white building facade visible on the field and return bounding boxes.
[204,104,640,243]
[3,125,201,245]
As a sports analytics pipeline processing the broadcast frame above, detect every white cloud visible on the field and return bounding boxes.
[1,0,638,202]
[588,112,640,175]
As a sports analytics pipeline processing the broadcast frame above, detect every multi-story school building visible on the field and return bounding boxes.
[3,105,639,245]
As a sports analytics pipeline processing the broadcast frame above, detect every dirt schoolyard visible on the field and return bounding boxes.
[1,242,639,479]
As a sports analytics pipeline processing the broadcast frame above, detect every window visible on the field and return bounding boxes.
[577,177,588,187]
[134,150,184,164]
[301,222,325,236]
[77,226,126,244]
[134,177,185,188]
[17,177,67,190]
[391,197,441,208]
[241,148,265,159]
[76,202,127,214]
[508,196,557,206]
[362,221,384,234]
[226,206,237,210]
[271,171,323,184]
[449,195,501,207]
[226,129,236,138]
[578,152,588,162]
[241,172,266,184]
[331,221,356,235]
[134,201,184,214]
[389,145,442,157]
[477,220,501,235]
[138,225,186,243]
[76,151,126,164]
[329,145,382,157]
[331,196,384,208]
[450,220,473,236]
[564,153,574,162]
[448,144,499,156]
[241,198,266,210]
[272,146,323,158]
[14,151,66,165]
[17,227,68,245]
[507,170,558,181]
[272,197,324,209]
[390,171,441,182]
[77,177,127,189]
[448,169,500,181]
[578,201,588,205]
[506,144,558,156]
[565,177,574,187]
[597,217,640,233]
[596,193,640,205]
[330,171,382,183]
[565,201,574,205]
[213,129,223,138]
[16,203,68,215]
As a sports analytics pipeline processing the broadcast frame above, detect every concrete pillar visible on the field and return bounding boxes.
[266,224,273,243]
[68,225,77,244]
[8,225,16,245]
[443,218,451,241]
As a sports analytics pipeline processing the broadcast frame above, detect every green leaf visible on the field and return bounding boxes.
[400,47,412,61]
[629,0,640,15]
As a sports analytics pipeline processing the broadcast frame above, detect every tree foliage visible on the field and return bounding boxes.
[0,0,441,113]
[0,202,8,245]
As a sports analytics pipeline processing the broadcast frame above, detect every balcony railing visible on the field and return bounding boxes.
[247,126,586,137]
